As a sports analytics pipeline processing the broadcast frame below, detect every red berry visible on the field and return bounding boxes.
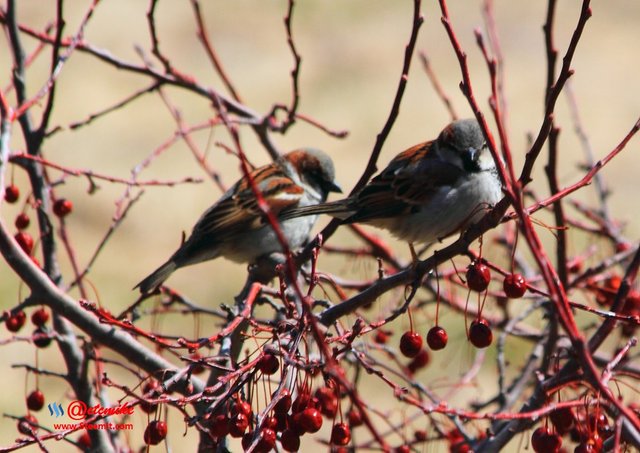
[15,213,30,230]
[53,198,73,217]
[374,329,391,344]
[408,349,430,373]
[5,310,27,332]
[280,429,300,452]
[466,261,491,292]
[15,232,34,255]
[31,308,49,327]
[426,325,448,350]
[469,318,493,348]
[394,446,411,453]
[140,380,160,414]
[189,352,206,375]
[77,431,92,449]
[414,429,427,441]
[262,415,278,431]
[258,353,279,375]
[273,412,288,432]
[208,414,229,438]
[143,420,167,445]
[229,413,249,437]
[242,432,252,450]
[331,422,351,446]
[347,408,363,427]
[291,389,311,414]
[4,185,19,203]
[503,273,527,298]
[549,407,574,435]
[255,427,277,452]
[399,331,423,358]
[33,327,52,348]
[616,241,632,253]
[18,414,38,435]
[531,426,561,452]
[315,386,338,418]
[299,407,323,433]
[26,390,45,411]
[273,389,292,414]
[230,397,252,417]
[575,435,603,453]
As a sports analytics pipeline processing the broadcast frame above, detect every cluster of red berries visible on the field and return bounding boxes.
[466,261,527,298]
[203,381,356,452]
[6,183,74,271]
[399,324,449,355]
[9,305,54,438]
[445,427,487,453]
[529,407,614,453]
[5,184,73,218]
[393,261,530,361]
[5,307,51,348]
[588,274,640,337]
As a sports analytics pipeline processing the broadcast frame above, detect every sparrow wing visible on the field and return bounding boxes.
[191,166,305,242]
[346,141,465,223]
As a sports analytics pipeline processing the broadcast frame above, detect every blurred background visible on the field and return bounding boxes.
[1,1,639,451]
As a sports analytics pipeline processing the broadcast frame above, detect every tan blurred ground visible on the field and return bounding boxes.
[1,1,639,451]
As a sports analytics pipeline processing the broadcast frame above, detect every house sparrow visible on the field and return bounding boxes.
[135,148,341,294]
[280,119,502,257]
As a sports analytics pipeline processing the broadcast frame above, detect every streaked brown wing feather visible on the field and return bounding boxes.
[191,168,304,241]
[346,141,464,223]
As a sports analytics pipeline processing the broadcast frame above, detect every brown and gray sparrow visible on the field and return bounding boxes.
[136,148,341,294]
[281,119,502,257]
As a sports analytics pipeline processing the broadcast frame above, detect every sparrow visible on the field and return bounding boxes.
[135,148,342,294]
[280,119,502,258]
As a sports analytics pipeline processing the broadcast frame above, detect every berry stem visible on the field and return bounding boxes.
[434,265,441,325]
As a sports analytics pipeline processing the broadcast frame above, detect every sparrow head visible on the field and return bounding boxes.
[285,148,342,197]
[436,119,495,173]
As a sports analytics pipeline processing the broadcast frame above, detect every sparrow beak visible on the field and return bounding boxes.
[325,180,343,193]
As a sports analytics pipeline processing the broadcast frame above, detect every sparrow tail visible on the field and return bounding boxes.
[280,200,353,221]
[135,260,177,294]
